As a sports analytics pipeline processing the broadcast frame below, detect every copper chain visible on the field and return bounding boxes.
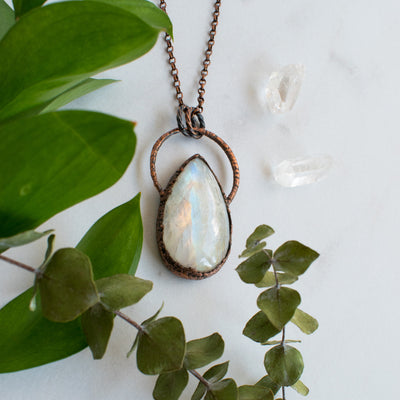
[159,0,221,115]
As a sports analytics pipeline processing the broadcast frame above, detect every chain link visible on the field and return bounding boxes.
[159,0,222,114]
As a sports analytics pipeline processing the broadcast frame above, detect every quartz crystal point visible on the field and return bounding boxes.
[265,64,305,113]
[162,156,230,272]
[273,155,333,187]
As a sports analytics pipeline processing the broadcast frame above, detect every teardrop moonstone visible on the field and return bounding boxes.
[162,157,230,272]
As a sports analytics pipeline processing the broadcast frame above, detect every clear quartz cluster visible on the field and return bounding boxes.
[273,155,333,187]
[265,64,305,113]
[163,157,230,272]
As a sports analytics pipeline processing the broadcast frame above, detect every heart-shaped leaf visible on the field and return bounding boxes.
[206,379,237,400]
[0,229,53,253]
[153,368,189,400]
[291,308,318,335]
[96,274,152,311]
[264,345,304,386]
[257,287,301,330]
[0,0,14,40]
[137,317,186,375]
[81,303,114,359]
[184,333,224,370]
[243,311,280,343]
[273,241,319,276]
[238,385,274,400]
[0,195,143,373]
[236,250,272,284]
[38,248,99,322]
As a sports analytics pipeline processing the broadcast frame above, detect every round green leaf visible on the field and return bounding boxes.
[81,303,114,360]
[238,385,274,400]
[273,241,319,276]
[291,308,319,335]
[96,274,153,311]
[264,345,304,386]
[257,287,301,330]
[256,375,281,395]
[236,250,272,284]
[184,333,224,370]
[206,379,237,400]
[38,248,99,322]
[245,225,275,249]
[137,317,186,375]
[153,368,189,400]
[243,311,280,343]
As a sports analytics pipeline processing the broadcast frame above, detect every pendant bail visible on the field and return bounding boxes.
[176,105,205,139]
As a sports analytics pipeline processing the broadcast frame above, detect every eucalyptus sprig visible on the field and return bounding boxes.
[236,225,320,399]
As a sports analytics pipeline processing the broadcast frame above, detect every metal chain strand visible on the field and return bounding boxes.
[159,0,222,115]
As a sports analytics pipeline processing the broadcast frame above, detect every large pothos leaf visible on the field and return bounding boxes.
[0,0,14,40]
[0,111,136,237]
[0,195,143,373]
[0,0,170,122]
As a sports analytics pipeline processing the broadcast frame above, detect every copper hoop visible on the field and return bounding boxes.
[150,128,240,205]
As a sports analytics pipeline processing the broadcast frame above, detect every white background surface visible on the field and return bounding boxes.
[1,0,399,399]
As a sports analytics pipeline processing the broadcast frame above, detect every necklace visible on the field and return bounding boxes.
[150,0,240,280]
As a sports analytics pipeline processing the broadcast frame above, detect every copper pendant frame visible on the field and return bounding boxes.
[150,128,240,280]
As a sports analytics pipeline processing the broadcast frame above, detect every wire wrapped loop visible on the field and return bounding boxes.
[176,105,205,139]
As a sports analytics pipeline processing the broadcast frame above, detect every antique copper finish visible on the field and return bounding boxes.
[155,154,232,280]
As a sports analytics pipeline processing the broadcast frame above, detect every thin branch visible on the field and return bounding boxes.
[282,385,286,400]
[189,369,210,389]
[114,310,144,332]
[0,254,37,274]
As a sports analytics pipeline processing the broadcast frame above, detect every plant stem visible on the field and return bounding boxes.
[282,385,286,400]
[0,254,37,274]
[114,310,144,333]
[189,369,210,389]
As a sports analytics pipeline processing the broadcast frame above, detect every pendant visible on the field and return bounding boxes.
[150,119,239,280]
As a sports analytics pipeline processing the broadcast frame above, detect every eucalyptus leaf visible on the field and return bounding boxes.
[12,0,46,18]
[257,287,301,330]
[262,340,301,346]
[264,345,304,386]
[81,303,114,359]
[191,383,207,400]
[236,250,272,284]
[256,375,280,395]
[206,379,237,400]
[243,311,280,343]
[40,78,117,114]
[142,302,164,325]
[0,229,53,253]
[0,0,14,40]
[184,333,224,370]
[255,271,298,288]
[245,225,275,249]
[239,242,266,259]
[153,368,189,400]
[0,195,143,373]
[238,385,274,400]
[0,111,136,237]
[37,248,99,322]
[96,274,153,311]
[137,317,186,375]
[204,361,230,383]
[0,1,169,121]
[291,308,319,335]
[273,241,319,276]
[291,380,309,396]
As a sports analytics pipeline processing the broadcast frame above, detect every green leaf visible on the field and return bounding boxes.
[184,333,224,369]
[256,375,280,395]
[291,308,319,335]
[255,271,298,288]
[236,250,272,284]
[12,0,46,18]
[0,111,136,237]
[262,340,301,346]
[96,274,152,311]
[37,248,99,322]
[206,379,237,400]
[243,311,280,343]
[257,287,301,330]
[245,225,275,249]
[142,302,164,325]
[264,345,304,386]
[40,78,117,114]
[0,229,53,253]
[153,368,189,400]
[81,303,114,359]
[192,383,207,400]
[273,241,319,276]
[0,1,165,121]
[0,0,14,40]
[137,317,186,375]
[0,196,143,373]
[95,0,173,37]
[238,385,274,400]
[239,242,267,259]
[204,361,230,383]
[291,380,309,396]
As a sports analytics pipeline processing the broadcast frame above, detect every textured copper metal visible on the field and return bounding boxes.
[155,154,232,280]
[150,128,239,205]
[159,0,222,113]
